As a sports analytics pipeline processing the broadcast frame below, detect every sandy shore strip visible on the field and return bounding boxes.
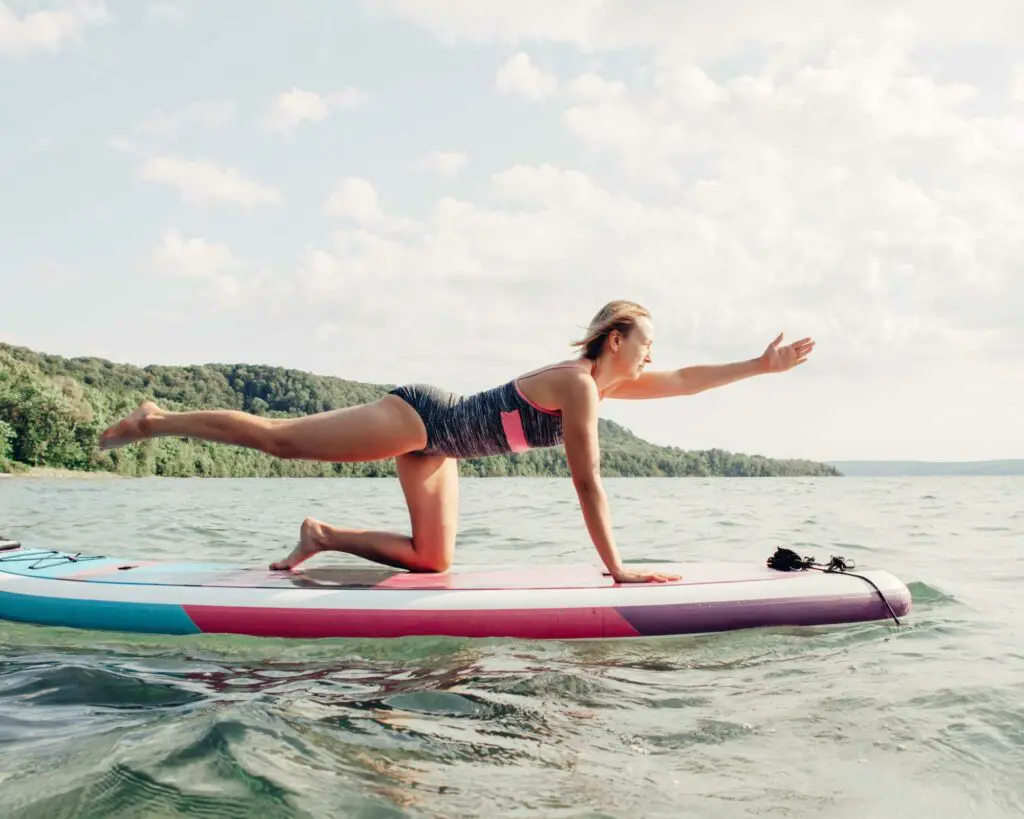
[0,466,126,479]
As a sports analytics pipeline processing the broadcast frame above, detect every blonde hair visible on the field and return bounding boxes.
[571,300,651,360]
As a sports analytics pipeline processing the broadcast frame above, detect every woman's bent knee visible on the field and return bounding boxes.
[406,525,455,573]
[409,549,453,573]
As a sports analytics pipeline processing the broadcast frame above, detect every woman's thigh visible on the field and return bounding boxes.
[271,395,428,462]
[396,452,459,572]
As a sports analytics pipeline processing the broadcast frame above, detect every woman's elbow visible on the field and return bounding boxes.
[571,470,604,496]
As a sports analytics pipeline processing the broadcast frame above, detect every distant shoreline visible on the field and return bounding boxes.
[824,459,1024,477]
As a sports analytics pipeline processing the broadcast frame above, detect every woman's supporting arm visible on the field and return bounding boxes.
[560,371,679,584]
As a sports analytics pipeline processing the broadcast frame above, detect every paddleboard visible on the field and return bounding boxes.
[0,538,911,640]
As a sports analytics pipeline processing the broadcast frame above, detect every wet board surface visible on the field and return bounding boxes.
[0,540,804,589]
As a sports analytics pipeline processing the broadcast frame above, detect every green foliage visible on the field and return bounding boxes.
[0,417,14,472]
[0,419,13,460]
[0,343,841,478]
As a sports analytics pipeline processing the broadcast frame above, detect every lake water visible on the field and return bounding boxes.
[0,475,1021,818]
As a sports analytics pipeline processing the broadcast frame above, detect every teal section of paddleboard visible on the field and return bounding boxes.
[0,587,202,635]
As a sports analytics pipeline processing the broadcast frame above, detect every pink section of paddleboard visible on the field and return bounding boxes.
[182,604,642,640]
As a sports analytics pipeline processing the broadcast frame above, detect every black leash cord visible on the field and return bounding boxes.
[767,547,901,626]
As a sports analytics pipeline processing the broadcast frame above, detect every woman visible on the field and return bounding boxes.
[99,300,815,584]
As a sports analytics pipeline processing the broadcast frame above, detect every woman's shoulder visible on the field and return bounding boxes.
[514,358,597,412]
[516,358,593,381]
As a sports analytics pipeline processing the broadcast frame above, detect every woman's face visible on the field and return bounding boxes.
[611,317,654,379]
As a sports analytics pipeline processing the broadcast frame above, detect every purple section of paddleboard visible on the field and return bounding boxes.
[618,589,912,636]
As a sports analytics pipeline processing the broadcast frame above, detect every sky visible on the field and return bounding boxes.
[1,0,1022,463]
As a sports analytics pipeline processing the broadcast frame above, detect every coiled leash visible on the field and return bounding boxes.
[767,546,902,626]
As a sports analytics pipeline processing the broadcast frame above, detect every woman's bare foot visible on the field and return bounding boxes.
[99,401,163,450]
[270,517,326,571]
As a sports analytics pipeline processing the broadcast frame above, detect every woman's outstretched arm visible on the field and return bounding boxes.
[607,333,815,400]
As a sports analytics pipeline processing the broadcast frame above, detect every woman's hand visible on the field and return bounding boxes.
[610,567,681,584]
[760,333,816,374]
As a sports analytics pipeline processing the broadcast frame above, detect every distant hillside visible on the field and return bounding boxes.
[0,342,840,478]
[826,460,1024,477]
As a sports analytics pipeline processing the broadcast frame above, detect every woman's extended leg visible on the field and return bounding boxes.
[269,453,459,573]
[98,396,428,462]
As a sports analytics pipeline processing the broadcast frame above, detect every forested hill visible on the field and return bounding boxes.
[0,343,840,478]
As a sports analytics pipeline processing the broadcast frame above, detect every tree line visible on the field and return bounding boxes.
[0,343,841,478]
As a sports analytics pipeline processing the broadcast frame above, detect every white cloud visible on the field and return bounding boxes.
[288,169,667,370]
[566,72,626,101]
[324,177,381,222]
[294,248,347,302]
[322,178,418,238]
[1012,66,1024,103]
[265,86,370,134]
[280,144,1021,397]
[139,156,281,207]
[548,30,1023,342]
[106,100,233,156]
[133,100,234,138]
[651,65,728,106]
[416,151,468,177]
[151,232,296,312]
[152,231,237,278]
[368,0,604,49]
[148,3,188,25]
[371,0,1023,56]
[495,52,558,102]
[315,323,342,342]
[150,231,278,312]
[0,0,109,58]
[491,163,612,210]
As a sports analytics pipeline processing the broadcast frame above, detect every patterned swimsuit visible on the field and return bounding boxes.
[388,363,585,459]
